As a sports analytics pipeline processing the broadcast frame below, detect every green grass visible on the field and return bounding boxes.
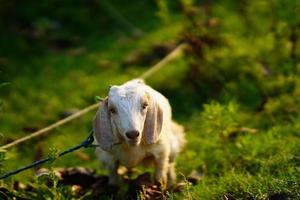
[1,0,300,199]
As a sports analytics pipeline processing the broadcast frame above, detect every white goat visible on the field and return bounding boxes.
[93,79,185,187]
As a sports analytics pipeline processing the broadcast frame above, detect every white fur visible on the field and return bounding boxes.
[93,79,186,186]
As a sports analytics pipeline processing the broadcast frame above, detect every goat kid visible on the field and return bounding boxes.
[93,79,185,187]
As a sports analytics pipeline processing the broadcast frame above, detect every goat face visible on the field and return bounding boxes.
[107,83,149,146]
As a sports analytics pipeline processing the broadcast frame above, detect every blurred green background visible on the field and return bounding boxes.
[0,0,300,199]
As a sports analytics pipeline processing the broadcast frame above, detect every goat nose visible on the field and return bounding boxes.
[126,130,140,139]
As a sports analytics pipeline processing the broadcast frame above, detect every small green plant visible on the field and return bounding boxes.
[200,101,239,138]
[155,0,170,23]
[181,176,193,200]
[34,147,65,200]
[47,147,59,164]
[0,148,6,175]
[95,95,104,102]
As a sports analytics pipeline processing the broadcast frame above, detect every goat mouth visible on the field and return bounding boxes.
[127,139,140,146]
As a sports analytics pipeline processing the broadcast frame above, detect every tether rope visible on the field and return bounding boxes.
[0,131,94,180]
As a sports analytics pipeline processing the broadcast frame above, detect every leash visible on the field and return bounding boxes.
[0,131,95,180]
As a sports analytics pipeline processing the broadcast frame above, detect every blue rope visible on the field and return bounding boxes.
[0,131,96,180]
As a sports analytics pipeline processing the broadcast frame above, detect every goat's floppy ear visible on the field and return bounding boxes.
[143,94,163,144]
[93,98,113,151]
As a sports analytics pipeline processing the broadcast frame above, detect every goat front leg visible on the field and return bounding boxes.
[167,162,176,187]
[107,160,122,186]
[154,153,169,187]
[97,150,121,186]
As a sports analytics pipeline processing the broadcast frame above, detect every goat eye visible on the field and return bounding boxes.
[142,103,148,110]
[110,108,117,114]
